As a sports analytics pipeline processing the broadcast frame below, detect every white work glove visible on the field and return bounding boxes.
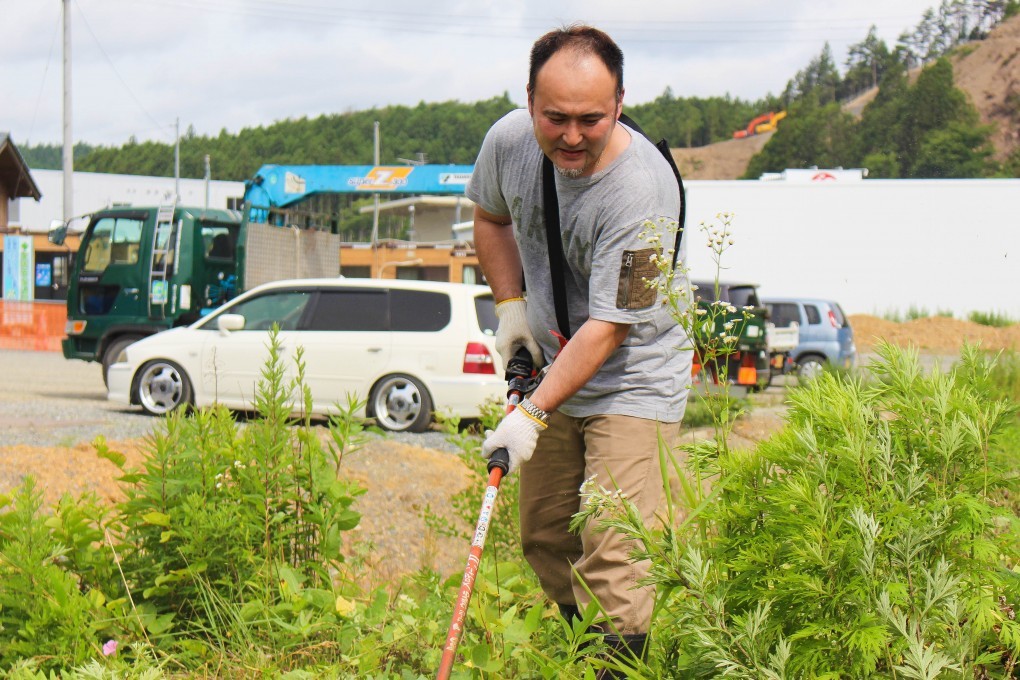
[481,399,547,476]
[495,298,545,372]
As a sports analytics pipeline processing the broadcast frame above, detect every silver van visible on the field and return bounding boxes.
[762,297,856,379]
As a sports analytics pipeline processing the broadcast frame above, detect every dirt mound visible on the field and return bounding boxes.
[850,314,1020,353]
[0,439,149,507]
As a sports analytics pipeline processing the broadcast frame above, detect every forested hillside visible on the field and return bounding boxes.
[18,1,1019,181]
[745,6,1020,179]
[18,91,771,182]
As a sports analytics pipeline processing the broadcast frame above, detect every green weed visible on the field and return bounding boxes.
[968,309,1017,328]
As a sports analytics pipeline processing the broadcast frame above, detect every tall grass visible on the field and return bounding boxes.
[968,309,1017,327]
[879,306,955,322]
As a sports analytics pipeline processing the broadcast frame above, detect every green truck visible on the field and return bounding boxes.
[49,202,341,383]
[690,280,772,392]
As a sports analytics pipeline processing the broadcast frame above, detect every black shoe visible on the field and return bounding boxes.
[557,602,581,624]
[594,630,648,679]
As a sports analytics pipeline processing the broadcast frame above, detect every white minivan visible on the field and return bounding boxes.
[107,278,506,432]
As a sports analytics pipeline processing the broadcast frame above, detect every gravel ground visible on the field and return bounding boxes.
[0,349,460,450]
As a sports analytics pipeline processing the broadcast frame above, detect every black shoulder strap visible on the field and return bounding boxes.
[618,113,686,267]
[542,156,572,339]
[540,114,688,341]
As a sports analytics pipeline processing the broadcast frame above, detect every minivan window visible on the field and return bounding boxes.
[768,302,801,327]
[474,294,497,335]
[390,289,451,331]
[805,304,821,324]
[832,304,848,328]
[307,289,388,331]
[228,290,313,331]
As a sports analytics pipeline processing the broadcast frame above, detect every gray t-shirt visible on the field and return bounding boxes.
[467,109,692,422]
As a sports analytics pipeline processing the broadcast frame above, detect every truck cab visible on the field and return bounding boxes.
[54,205,243,382]
[690,280,772,391]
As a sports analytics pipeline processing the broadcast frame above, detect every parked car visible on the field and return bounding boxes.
[690,280,771,391]
[106,278,506,432]
[762,297,856,379]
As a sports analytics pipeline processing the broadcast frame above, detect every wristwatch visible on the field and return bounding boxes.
[519,397,550,426]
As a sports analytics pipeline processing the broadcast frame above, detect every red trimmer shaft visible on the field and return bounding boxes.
[436,349,533,679]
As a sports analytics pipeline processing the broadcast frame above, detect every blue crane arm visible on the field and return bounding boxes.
[244,164,474,208]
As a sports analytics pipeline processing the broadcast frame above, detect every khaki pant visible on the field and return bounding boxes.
[519,412,680,635]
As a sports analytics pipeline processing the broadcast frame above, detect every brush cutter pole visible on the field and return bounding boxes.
[436,349,533,680]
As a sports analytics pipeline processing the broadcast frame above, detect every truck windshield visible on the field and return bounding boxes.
[82,217,144,273]
[728,286,760,309]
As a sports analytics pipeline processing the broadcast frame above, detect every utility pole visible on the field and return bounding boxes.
[371,120,380,246]
[62,0,73,222]
[204,154,211,209]
[174,117,180,202]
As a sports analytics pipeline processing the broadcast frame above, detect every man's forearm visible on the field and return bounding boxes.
[474,209,523,302]
[528,318,630,413]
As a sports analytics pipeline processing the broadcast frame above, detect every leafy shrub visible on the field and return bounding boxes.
[0,480,108,672]
[582,343,1020,677]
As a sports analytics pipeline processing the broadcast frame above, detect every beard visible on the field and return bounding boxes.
[554,165,584,179]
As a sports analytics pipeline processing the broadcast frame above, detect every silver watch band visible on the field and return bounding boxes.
[520,397,550,425]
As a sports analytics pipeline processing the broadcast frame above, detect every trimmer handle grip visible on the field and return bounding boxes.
[487,448,510,475]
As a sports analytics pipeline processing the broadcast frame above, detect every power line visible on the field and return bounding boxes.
[109,0,924,43]
[73,0,175,141]
[26,6,63,145]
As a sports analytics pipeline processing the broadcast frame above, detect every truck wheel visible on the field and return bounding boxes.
[134,359,193,416]
[797,355,827,382]
[369,374,432,433]
[102,335,143,387]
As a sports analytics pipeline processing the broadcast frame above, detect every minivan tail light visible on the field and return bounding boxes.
[463,342,496,374]
[827,310,839,328]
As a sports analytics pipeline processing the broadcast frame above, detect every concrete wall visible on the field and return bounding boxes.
[12,169,245,232]
[681,178,1020,318]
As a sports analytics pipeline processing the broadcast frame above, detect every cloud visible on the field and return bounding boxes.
[3,0,940,146]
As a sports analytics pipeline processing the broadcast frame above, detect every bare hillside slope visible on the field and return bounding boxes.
[673,14,1020,179]
[952,14,1020,162]
[671,132,772,180]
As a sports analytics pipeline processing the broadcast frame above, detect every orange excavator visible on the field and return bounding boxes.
[733,110,787,138]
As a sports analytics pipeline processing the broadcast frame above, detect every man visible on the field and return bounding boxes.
[465,24,693,667]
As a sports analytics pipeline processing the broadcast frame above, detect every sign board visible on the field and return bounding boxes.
[35,263,52,288]
[2,235,34,301]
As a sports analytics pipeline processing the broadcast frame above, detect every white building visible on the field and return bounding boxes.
[681,177,1020,318]
[10,169,245,233]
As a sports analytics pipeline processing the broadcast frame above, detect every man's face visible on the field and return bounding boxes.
[528,49,622,178]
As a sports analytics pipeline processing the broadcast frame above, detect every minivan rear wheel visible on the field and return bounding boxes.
[797,355,827,382]
[370,374,433,433]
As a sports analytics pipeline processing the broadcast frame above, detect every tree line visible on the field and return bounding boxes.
[18,0,1019,181]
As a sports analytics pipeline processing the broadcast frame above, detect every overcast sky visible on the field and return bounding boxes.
[4,0,940,149]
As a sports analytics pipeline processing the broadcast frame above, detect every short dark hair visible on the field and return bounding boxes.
[528,25,624,102]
